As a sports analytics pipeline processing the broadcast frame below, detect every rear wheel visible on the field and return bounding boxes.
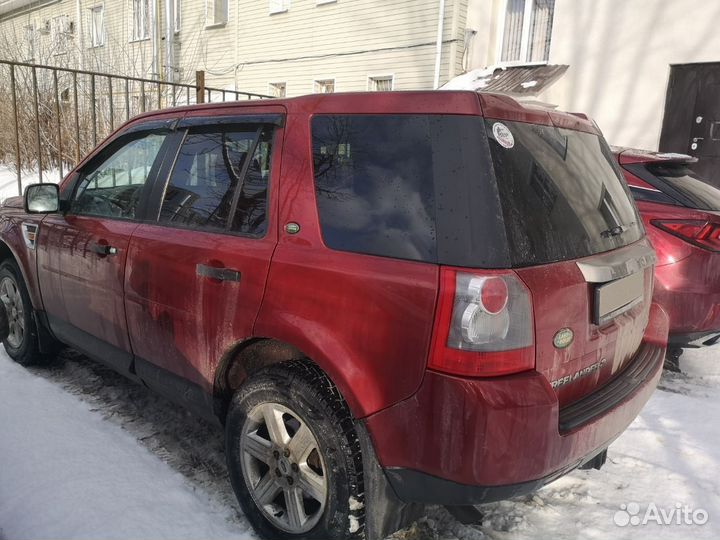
[0,260,46,366]
[225,360,364,540]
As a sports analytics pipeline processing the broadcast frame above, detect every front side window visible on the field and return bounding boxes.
[90,6,105,47]
[72,132,167,219]
[159,126,272,235]
[500,0,555,63]
[132,0,150,40]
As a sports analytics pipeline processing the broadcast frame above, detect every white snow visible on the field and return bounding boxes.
[1,346,720,540]
[0,165,61,203]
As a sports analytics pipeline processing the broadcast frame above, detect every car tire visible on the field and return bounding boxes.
[0,259,47,366]
[225,360,365,540]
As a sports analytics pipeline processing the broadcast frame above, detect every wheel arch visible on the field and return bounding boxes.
[212,336,363,424]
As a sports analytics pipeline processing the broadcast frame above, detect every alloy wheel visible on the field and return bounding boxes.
[240,402,328,534]
[0,276,24,349]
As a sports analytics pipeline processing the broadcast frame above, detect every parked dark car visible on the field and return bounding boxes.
[0,92,668,540]
[614,147,720,370]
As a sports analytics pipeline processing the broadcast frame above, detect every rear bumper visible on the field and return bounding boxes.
[365,304,668,504]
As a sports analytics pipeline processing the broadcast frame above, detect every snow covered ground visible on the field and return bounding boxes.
[1,346,719,540]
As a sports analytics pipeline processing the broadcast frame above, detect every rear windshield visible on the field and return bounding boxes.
[487,120,644,266]
[311,115,643,268]
[645,162,720,211]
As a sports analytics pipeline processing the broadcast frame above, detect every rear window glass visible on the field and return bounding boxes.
[645,162,720,211]
[311,115,643,268]
[487,120,644,266]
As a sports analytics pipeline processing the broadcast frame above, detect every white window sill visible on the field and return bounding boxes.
[129,37,150,43]
[204,22,227,29]
[88,43,105,49]
[316,0,336,5]
[269,9,288,15]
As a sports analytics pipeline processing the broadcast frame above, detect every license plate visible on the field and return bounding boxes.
[594,272,644,325]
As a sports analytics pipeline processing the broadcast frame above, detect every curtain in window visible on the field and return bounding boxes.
[500,0,525,63]
[91,8,104,46]
[528,0,555,62]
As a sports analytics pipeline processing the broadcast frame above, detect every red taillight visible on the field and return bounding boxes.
[652,219,720,252]
[428,268,535,377]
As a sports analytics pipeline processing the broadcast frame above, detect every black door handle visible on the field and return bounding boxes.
[196,264,241,282]
[89,243,118,256]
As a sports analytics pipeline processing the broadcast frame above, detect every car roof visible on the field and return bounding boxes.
[129,90,600,134]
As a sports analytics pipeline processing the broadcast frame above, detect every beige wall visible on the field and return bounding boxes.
[0,0,472,96]
[537,0,720,151]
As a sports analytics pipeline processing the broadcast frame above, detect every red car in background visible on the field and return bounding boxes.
[614,148,720,370]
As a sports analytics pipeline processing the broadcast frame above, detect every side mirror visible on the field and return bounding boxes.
[24,183,60,214]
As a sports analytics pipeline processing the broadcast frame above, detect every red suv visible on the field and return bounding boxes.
[614,148,720,370]
[1,92,668,540]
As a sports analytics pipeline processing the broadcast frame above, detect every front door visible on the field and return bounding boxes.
[661,63,720,186]
[124,120,280,397]
[37,129,174,375]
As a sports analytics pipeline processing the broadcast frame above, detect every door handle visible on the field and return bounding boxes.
[89,243,118,256]
[196,264,241,282]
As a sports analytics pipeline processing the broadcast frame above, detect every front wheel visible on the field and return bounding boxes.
[0,260,45,366]
[225,360,364,540]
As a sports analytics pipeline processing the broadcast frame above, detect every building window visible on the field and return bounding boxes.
[89,6,105,47]
[314,79,335,94]
[174,0,181,32]
[23,24,35,61]
[132,0,150,41]
[206,0,228,26]
[269,0,290,14]
[51,15,72,55]
[499,0,555,64]
[268,82,287,98]
[368,75,393,91]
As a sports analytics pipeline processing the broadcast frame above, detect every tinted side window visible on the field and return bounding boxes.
[312,115,437,261]
[629,186,677,205]
[72,132,166,219]
[160,127,271,234]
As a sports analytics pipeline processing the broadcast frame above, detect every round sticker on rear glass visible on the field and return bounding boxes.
[492,122,515,149]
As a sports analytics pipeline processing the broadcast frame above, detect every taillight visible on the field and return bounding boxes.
[429,268,534,377]
[651,219,720,252]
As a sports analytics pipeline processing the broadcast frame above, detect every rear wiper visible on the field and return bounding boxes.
[600,225,628,238]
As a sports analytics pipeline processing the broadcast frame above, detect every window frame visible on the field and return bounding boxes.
[23,23,35,61]
[51,15,71,56]
[147,120,280,239]
[131,0,150,42]
[267,82,287,98]
[313,78,336,94]
[496,0,554,66]
[66,127,178,222]
[269,0,291,15]
[89,5,105,48]
[205,0,229,28]
[367,74,394,91]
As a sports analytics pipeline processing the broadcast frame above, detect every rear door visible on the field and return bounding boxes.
[125,116,281,397]
[37,127,176,375]
[485,119,655,407]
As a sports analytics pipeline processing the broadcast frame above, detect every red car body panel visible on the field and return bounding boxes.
[616,149,720,341]
[0,92,667,504]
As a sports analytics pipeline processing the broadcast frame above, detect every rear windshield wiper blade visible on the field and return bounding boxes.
[600,225,628,238]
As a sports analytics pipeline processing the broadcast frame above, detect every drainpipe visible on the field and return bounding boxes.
[433,0,446,89]
[75,0,84,69]
[165,0,175,82]
[151,0,159,79]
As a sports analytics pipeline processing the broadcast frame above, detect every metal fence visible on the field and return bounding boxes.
[0,59,270,196]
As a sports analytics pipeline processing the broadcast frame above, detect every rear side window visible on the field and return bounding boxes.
[645,162,720,211]
[487,120,644,266]
[160,126,272,235]
[629,186,676,205]
[311,115,508,266]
